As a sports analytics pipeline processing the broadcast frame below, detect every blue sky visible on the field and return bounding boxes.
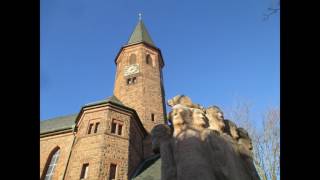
[40,0,279,128]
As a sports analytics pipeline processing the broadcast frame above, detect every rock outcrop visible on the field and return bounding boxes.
[151,95,260,180]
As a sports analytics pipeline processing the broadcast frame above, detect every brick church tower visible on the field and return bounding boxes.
[113,19,166,132]
[40,18,166,180]
[113,19,167,157]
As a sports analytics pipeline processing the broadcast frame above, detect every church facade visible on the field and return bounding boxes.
[40,19,166,180]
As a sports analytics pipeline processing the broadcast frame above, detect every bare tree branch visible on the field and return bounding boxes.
[226,102,280,180]
[263,0,280,21]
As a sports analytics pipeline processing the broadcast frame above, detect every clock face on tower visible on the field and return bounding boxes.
[124,64,139,76]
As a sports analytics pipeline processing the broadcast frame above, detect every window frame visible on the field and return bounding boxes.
[117,124,123,135]
[132,77,136,84]
[129,54,136,65]
[127,78,132,85]
[87,119,101,135]
[88,123,94,134]
[80,163,89,179]
[111,119,124,136]
[94,122,100,133]
[126,77,137,85]
[111,122,117,134]
[146,54,151,65]
[109,163,117,180]
[42,147,60,180]
[151,113,155,122]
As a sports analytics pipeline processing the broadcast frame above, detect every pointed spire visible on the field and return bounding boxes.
[127,15,155,46]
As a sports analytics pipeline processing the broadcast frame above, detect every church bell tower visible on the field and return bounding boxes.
[113,18,166,135]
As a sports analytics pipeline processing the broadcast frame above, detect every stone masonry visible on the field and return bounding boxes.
[113,43,166,158]
[63,103,146,180]
[113,43,166,133]
[40,132,74,180]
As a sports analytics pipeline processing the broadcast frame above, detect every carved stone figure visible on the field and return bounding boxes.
[167,95,204,110]
[237,127,252,155]
[236,127,261,180]
[224,119,240,140]
[167,95,193,107]
[205,106,226,133]
[151,95,260,180]
[169,104,192,138]
[171,105,215,180]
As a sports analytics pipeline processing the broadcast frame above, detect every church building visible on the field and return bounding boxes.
[40,19,165,180]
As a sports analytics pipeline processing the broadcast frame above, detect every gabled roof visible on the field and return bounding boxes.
[40,114,77,134]
[127,20,155,47]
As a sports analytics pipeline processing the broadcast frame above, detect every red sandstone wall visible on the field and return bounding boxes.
[113,44,166,134]
[40,132,75,180]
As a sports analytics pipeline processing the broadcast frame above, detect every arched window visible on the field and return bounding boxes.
[129,54,136,64]
[146,54,152,65]
[42,147,60,180]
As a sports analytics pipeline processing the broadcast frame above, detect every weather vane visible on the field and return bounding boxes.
[138,13,142,20]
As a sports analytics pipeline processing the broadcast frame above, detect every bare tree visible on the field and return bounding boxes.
[225,100,256,137]
[255,108,280,180]
[263,0,280,21]
[226,102,280,180]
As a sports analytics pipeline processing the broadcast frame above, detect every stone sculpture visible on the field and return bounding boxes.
[151,124,176,180]
[205,106,225,133]
[151,95,260,180]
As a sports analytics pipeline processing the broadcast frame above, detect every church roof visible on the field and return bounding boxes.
[127,20,155,47]
[83,95,124,107]
[131,154,161,180]
[40,114,77,134]
[40,96,125,135]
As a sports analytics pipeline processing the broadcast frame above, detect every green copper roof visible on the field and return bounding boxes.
[127,20,155,46]
[83,95,124,107]
[132,154,161,180]
[40,96,125,135]
[40,114,77,134]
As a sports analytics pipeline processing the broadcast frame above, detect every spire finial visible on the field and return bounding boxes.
[138,13,142,21]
